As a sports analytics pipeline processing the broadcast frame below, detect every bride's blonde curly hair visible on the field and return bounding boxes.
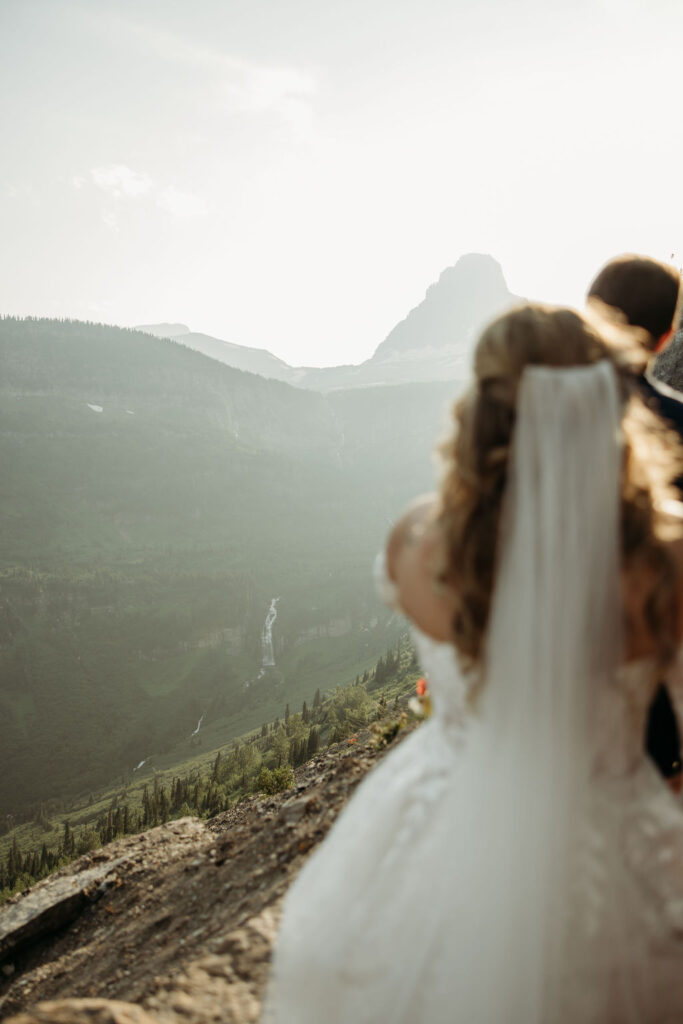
[438,302,683,670]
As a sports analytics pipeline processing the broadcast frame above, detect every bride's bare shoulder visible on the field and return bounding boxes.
[386,494,436,565]
[386,495,458,642]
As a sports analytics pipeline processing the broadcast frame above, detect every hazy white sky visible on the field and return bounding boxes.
[2,0,682,366]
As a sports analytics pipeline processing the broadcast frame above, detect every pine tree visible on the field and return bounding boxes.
[313,688,321,709]
[307,727,320,758]
[34,802,50,830]
[272,726,289,768]
[302,700,310,724]
[285,703,290,724]
[62,820,75,856]
[142,785,151,826]
[7,836,20,884]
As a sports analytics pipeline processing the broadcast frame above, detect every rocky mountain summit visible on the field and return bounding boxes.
[0,721,416,1023]
[371,253,518,362]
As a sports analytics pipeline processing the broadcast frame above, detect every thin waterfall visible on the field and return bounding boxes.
[260,597,280,670]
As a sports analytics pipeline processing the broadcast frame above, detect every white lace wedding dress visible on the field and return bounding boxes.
[263,362,683,1024]
[264,624,683,1022]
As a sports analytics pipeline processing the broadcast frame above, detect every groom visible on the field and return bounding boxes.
[588,254,683,790]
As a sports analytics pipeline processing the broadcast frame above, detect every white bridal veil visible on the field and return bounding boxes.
[265,360,642,1024]
[447,359,628,1022]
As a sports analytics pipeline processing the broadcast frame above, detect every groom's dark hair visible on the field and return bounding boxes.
[587,254,682,348]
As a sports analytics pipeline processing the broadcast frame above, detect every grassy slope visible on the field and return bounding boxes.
[0,638,422,898]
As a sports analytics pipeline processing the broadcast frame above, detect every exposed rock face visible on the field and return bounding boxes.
[372,253,518,362]
[0,726,416,1023]
[0,860,126,963]
[298,254,520,389]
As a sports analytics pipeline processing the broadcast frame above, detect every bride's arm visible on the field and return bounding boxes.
[385,494,458,642]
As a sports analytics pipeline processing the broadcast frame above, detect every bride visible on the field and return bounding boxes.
[263,303,683,1023]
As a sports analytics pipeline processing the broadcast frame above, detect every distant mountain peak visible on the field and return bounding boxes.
[137,254,519,390]
[430,252,509,294]
[372,252,519,364]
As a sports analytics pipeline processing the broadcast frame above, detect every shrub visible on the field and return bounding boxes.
[76,828,100,855]
[371,713,407,749]
[258,765,295,795]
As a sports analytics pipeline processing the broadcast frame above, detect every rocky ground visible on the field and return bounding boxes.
[0,721,414,1023]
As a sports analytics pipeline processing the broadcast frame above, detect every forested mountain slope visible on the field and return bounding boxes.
[0,318,458,815]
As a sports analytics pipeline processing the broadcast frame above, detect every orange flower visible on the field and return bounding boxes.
[347,735,357,744]
[416,678,427,697]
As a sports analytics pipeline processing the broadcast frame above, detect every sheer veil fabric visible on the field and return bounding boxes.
[452,361,625,1022]
[263,362,664,1023]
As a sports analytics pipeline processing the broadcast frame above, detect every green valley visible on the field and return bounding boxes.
[0,317,457,817]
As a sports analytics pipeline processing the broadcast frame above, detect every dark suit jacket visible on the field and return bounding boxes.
[639,370,683,776]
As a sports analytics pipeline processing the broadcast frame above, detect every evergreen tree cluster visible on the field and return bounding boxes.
[1,638,417,907]
[368,645,402,688]
[0,834,59,893]
[0,685,336,903]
